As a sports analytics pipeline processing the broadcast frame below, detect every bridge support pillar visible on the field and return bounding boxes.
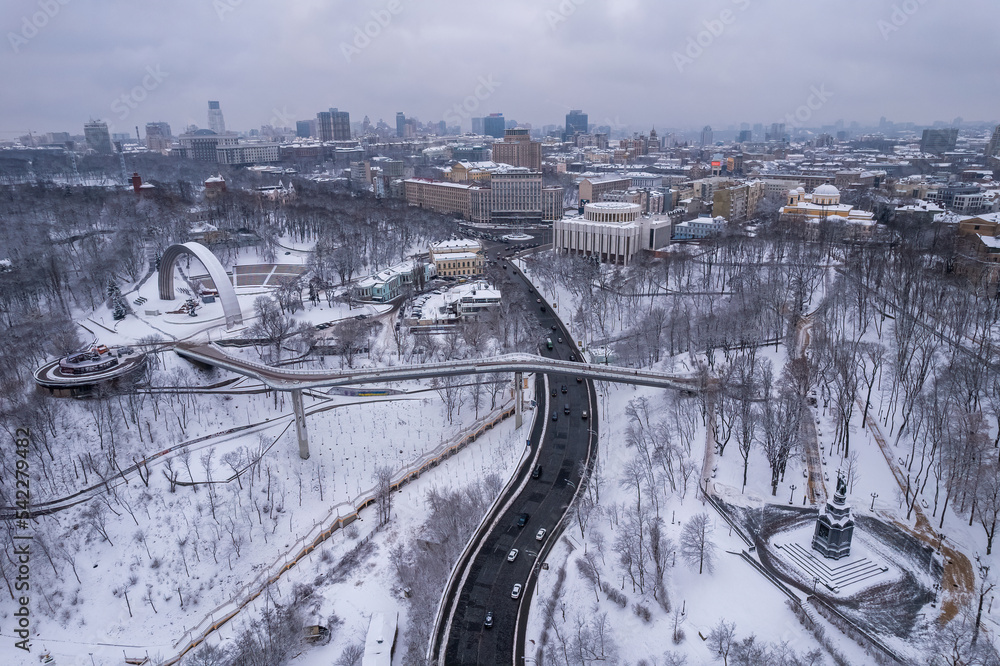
[514,372,523,428]
[291,389,310,460]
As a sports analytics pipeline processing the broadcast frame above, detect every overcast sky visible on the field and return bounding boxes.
[3,0,998,138]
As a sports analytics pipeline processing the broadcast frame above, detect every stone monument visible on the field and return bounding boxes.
[811,472,855,559]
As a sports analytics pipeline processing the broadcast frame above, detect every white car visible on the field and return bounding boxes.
[511,583,522,599]
[535,528,547,541]
[507,548,518,562]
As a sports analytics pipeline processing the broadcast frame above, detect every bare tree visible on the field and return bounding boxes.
[374,464,394,526]
[707,618,737,665]
[680,512,716,574]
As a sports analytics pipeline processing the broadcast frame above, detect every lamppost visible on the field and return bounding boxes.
[789,484,797,504]
[870,492,878,511]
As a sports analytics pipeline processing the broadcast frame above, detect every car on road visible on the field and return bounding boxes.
[484,611,493,628]
[511,583,522,599]
[564,403,570,415]
[540,306,545,312]
[551,388,557,397]
[569,353,576,361]
[582,410,588,420]
[507,548,519,562]
[551,410,558,421]
[517,512,529,527]
[557,337,563,343]
[532,464,542,479]
[551,325,557,331]
[536,298,541,303]
[560,384,567,394]
[576,376,583,383]
[535,528,547,541]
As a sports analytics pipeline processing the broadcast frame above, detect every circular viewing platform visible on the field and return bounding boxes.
[34,345,148,395]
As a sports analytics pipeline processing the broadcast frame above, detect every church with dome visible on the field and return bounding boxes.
[779,183,876,231]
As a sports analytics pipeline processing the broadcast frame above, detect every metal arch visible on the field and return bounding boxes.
[158,242,243,328]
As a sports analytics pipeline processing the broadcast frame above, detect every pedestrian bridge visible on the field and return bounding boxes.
[174,342,707,460]
[174,342,704,392]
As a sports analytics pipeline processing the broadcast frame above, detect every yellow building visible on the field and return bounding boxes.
[429,239,485,277]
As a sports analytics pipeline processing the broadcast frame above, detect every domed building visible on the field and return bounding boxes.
[554,202,672,265]
[780,183,876,236]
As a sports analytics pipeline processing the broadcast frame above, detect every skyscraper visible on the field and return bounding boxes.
[83,120,113,154]
[985,125,1000,158]
[296,120,313,138]
[208,101,226,134]
[396,112,406,138]
[329,108,351,140]
[701,125,713,147]
[471,117,484,135]
[483,113,505,139]
[564,109,588,141]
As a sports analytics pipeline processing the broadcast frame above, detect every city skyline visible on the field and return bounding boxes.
[2,0,999,137]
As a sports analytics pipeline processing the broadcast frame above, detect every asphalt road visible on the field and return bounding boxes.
[443,261,597,665]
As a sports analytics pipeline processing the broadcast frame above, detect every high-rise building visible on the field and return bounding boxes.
[396,112,406,138]
[145,122,172,152]
[207,101,226,134]
[317,112,332,141]
[987,125,1000,158]
[328,108,351,140]
[492,128,542,171]
[565,109,588,141]
[296,120,313,138]
[483,113,505,139]
[471,117,484,135]
[737,129,752,143]
[84,120,113,154]
[920,128,959,154]
[701,125,713,147]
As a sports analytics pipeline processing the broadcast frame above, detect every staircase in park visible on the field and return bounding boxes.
[776,541,887,593]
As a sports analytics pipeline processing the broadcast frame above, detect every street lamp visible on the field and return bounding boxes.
[789,484,797,504]
[870,492,878,511]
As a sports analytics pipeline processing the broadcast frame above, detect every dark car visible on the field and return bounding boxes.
[564,403,570,415]
[517,512,529,527]
[532,464,542,479]
[551,410,558,421]
[540,306,546,312]
[551,325,557,331]
[576,376,583,383]
[569,353,576,361]
[561,384,567,394]
[484,611,494,628]
[551,388,557,397]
